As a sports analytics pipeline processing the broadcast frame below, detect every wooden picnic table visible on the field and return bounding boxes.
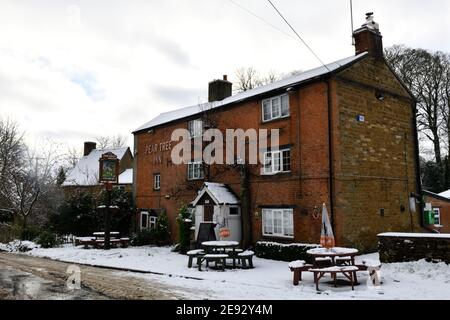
[200,241,241,269]
[306,247,359,266]
[306,247,360,290]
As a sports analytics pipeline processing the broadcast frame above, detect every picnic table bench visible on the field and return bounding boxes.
[309,266,359,291]
[288,261,314,285]
[198,254,229,271]
[77,233,129,249]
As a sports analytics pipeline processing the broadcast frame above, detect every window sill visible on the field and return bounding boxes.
[262,234,295,240]
[261,116,291,125]
[187,178,204,182]
[261,171,292,177]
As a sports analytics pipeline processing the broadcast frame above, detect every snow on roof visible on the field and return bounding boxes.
[192,182,240,206]
[378,232,450,239]
[118,168,133,185]
[134,53,368,133]
[438,189,450,199]
[62,147,129,187]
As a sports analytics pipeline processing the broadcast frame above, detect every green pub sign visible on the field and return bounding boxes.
[99,152,120,184]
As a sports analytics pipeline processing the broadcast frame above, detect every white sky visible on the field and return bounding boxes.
[0,0,449,154]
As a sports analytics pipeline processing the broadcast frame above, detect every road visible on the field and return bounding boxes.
[0,252,190,300]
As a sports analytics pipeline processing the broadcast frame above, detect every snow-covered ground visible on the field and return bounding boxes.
[1,242,448,300]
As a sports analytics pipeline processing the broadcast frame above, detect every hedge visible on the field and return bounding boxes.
[255,241,321,263]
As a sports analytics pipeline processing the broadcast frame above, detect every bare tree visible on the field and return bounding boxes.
[385,45,448,164]
[0,119,25,184]
[96,134,127,149]
[439,53,450,154]
[234,67,279,93]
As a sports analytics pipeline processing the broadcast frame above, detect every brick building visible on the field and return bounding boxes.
[132,15,423,251]
[423,191,450,233]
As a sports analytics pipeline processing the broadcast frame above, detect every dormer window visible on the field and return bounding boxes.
[262,94,289,122]
[188,119,203,138]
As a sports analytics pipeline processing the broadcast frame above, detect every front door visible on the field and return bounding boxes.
[204,205,214,222]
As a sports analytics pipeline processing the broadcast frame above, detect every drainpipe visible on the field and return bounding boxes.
[411,101,424,230]
[327,79,336,232]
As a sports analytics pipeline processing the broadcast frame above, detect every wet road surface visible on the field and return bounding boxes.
[0,252,189,300]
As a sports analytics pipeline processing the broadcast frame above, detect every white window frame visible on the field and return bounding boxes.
[263,148,291,175]
[154,173,161,190]
[229,206,240,216]
[262,208,294,238]
[188,161,204,180]
[262,94,289,122]
[141,211,158,230]
[140,211,148,230]
[188,119,203,138]
[149,216,157,229]
[433,208,441,226]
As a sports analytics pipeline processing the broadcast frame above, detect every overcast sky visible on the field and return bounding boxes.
[1,0,449,154]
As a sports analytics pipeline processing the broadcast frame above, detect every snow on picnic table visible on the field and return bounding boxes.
[13,244,449,300]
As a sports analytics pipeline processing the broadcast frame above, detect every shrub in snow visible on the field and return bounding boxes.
[131,229,155,246]
[0,240,40,252]
[153,211,170,245]
[37,231,61,248]
[20,226,41,241]
[255,242,320,263]
[177,205,192,254]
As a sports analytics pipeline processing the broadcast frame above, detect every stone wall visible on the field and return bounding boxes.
[378,233,450,263]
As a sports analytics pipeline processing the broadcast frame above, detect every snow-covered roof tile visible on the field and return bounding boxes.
[62,147,130,187]
[438,189,450,199]
[118,168,133,185]
[134,53,368,133]
[192,182,240,206]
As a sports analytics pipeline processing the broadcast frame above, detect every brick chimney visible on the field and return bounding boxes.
[83,141,96,156]
[208,75,232,102]
[353,13,383,59]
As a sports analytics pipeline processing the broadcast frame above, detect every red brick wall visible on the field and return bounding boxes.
[134,81,331,244]
[423,195,450,233]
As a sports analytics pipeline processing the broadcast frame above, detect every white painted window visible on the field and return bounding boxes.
[229,207,240,216]
[262,209,294,238]
[433,208,441,226]
[149,216,157,229]
[140,211,148,230]
[188,161,204,180]
[263,148,291,175]
[141,211,158,230]
[188,119,203,138]
[262,94,289,122]
[154,173,161,190]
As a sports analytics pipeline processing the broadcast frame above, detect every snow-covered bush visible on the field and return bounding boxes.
[255,241,320,262]
[0,240,40,252]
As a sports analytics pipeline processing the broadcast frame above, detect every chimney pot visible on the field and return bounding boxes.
[208,76,232,102]
[353,13,383,59]
[83,141,97,156]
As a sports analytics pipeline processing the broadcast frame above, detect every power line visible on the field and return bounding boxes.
[227,0,296,41]
[266,0,331,72]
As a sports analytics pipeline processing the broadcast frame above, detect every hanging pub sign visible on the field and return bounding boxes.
[99,152,120,185]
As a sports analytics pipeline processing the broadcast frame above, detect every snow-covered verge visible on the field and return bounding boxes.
[3,243,450,300]
[0,240,40,252]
